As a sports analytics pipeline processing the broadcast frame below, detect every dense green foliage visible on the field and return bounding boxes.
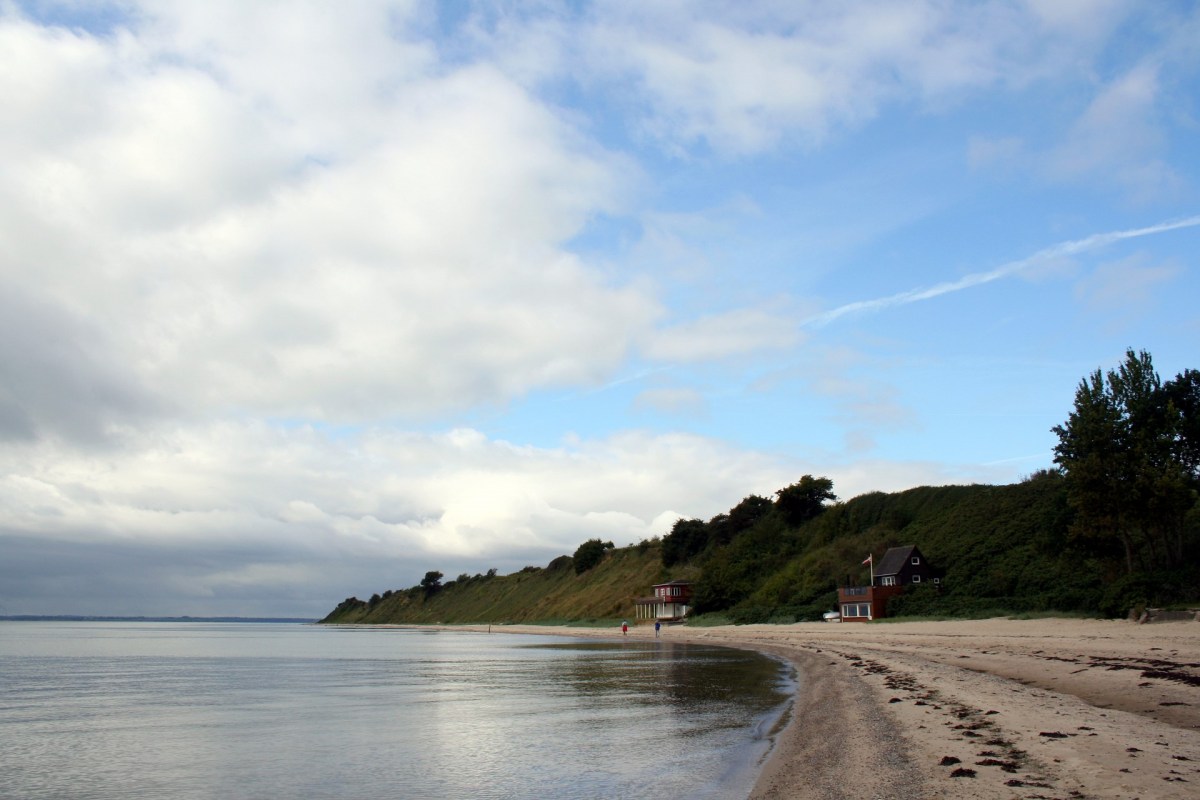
[420,570,443,597]
[323,472,1199,625]
[774,476,837,527]
[323,351,1199,625]
[1052,350,1199,575]
[572,539,614,574]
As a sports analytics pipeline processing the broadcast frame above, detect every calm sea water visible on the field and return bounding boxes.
[0,622,793,799]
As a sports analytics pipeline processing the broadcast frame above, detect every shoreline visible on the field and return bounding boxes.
[418,618,1200,799]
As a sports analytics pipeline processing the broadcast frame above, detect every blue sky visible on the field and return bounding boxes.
[1,1,1198,617]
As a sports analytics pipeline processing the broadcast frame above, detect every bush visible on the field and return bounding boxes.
[572,539,614,574]
[547,555,574,572]
[1098,570,1196,618]
[662,519,708,566]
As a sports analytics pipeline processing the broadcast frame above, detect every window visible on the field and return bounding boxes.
[912,575,921,583]
[911,556,920,565]
[881,576,896,586]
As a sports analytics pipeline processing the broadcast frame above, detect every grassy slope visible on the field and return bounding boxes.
[323,543,698,624]
[323,475,1198,624]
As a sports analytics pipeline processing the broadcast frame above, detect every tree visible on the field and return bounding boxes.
[420,570,443,597]
[1163,368,1200,481]
[775,476,837,527]
[661,518,708,566]
[728,494,773,535]
[1052,349,1195,573]
[572,539,614,574]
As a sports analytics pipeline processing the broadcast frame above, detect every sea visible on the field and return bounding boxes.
[0,621,794,799]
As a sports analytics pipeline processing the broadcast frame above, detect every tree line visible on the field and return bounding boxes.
[328,348,1197,622]
[651,348,1198,618]
[1053,349,1198,576]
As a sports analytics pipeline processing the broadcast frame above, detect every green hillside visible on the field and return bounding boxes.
[698,473,1100,623]
[323,542,698,625]
[323,474,1198,625]
[323,351,1199,625]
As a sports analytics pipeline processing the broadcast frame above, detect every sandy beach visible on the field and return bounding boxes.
[461,618,1200,799]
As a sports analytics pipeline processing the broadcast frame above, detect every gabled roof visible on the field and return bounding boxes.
[874,545,921,577]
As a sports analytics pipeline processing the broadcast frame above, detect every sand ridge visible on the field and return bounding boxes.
[458,618,1200,799]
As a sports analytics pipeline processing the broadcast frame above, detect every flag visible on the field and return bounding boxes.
[861,554,872,565]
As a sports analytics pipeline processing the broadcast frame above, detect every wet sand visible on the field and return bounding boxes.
[461,618,1200,799]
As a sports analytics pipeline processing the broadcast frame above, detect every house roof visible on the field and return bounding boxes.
[874,545,920,576]
[652,580,692,588]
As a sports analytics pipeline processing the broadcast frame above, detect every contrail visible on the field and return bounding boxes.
[802,214,1200,328]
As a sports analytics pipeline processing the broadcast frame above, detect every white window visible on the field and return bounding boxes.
[912,575,921,583]
[881,576,896,586]
[911,556,920,565]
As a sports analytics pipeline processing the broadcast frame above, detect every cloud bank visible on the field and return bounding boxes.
[1,1,1196,617]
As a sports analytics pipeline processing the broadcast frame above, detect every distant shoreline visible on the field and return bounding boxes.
[0,615,318,623]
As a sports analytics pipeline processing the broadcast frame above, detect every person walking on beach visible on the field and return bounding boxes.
[621,620,628,636]
[654,621,661,638]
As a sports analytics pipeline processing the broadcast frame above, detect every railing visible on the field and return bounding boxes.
[839,586,871,597]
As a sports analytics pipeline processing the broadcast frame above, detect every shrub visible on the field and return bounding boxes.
[572,539,614,574]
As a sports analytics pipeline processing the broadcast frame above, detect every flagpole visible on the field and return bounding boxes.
[869,555,873,585]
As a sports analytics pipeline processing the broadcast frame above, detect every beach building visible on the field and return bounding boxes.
[837,545,937,621]
[634,580,693,622]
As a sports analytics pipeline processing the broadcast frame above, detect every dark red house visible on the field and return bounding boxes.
[634,580,693,622]
[837,545,937,621]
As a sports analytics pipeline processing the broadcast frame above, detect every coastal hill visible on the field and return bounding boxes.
[322,472,1198,625]
[322,349,1199,626]
[323,542,698,624]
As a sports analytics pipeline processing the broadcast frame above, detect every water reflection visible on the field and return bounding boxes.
[525,640,789,709]
[1,624,792,800]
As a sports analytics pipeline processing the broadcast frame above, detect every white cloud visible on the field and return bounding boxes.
[578,0,1130,155]
[801,346,919,455]
[644,308,800,362]
[0,407,1000,614]
[1074,253,1181,318]
[0,421,801,606]
[633,387,707,416]
[2,2,1195,619]
[0,6,664,428]
[1046,64,1182,199]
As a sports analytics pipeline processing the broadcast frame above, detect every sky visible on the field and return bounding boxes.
[2,1,1198,618]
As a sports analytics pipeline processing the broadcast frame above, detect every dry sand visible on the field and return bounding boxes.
[465,618,1200,799]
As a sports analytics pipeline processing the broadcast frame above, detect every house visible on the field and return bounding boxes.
[837,545,938,622]
[634,580,693,622]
